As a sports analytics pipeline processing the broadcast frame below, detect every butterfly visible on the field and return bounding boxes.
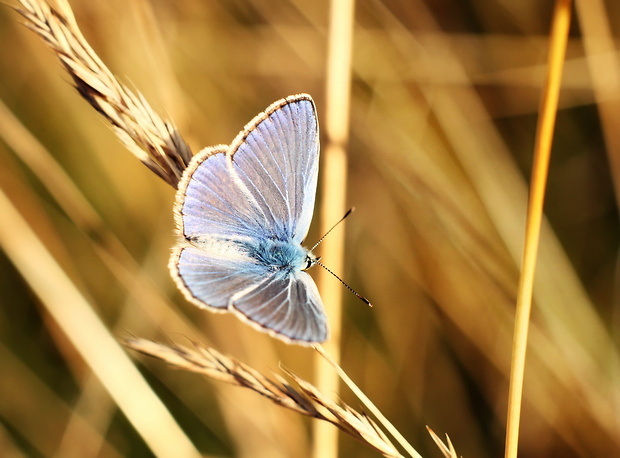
[169,94,327,344]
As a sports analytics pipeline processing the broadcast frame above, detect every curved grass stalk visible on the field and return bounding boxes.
[15,0,192,188]
[315,345,423,458]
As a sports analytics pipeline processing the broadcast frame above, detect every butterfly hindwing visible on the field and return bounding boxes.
[171,243,327,343]
[171,244,266,311]
[232,271,327,343]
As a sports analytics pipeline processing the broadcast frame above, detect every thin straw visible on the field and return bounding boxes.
[312,0,355,456]
[504,1,572,457]
[315,345,422,458]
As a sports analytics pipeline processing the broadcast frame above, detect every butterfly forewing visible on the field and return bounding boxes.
[176,147,268,240]
[228,96,319,243]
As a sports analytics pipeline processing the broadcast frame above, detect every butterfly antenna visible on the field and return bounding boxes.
[314,259,372,307]
[310,207,354,252]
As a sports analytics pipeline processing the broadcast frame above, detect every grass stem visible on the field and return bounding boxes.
[504,1,572,457]
[316,345,422,458]
[313,0,355,456]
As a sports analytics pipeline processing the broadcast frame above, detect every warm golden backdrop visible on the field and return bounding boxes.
[0,1,618,457]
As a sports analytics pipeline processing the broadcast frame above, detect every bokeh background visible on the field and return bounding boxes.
[0,0,619,457]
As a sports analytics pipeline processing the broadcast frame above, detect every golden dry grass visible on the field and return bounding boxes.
[125,338,404,458]
[0,0,619,457]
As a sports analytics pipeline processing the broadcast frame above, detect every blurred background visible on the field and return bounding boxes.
[0,0,619,457]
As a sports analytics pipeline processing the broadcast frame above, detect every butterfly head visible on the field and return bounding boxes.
[304,252,320,271]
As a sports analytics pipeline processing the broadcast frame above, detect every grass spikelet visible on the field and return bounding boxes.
[15,0,193,187]
[126,338,405,458]
[425,427,458,458]
[286,371,404,458]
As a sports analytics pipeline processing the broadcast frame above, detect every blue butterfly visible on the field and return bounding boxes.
[170,94,327,344]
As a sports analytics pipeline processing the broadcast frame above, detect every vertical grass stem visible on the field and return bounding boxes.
[504,1,572,457]
[313,0,355,456]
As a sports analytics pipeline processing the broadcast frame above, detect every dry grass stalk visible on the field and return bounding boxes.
[314,345,423,458]
[15,0,193,188]
[126,338,405,458]
[312,0,355,454]
[505,2,572,457]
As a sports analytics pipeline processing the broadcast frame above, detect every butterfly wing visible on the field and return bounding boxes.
[174,145,267,241]
[232,270,327,343]
[170,243,261,311]
[171,245,327,343]
[175,94,319,243]
[226,94,319,243]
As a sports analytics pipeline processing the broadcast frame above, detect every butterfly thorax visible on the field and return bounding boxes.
[243,238,314,274]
